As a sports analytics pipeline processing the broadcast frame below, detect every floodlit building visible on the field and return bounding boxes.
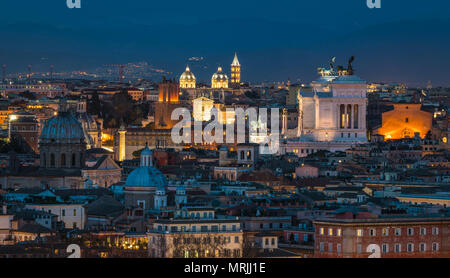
[179,66,196,89]
[211,67,229,89]
[230,53,241,88]
[284,58,368,157]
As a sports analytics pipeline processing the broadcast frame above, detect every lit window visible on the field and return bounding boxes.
[337,229,342,237]
[357,229,363,237]
[328,228,333,236]
[320,228,324,235]
[382,228,389,236]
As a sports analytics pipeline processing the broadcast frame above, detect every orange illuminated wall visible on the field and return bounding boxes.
[158,77,179,103]
[376,104,432,140]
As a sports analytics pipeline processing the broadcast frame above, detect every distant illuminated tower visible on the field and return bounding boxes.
[230,52,241,88]
[179,65,196,89]
[211,67,228,89]
[158,77,179,103]
[155,77,182,129]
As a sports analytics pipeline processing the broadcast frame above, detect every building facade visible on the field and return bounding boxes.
[314,217,450,258]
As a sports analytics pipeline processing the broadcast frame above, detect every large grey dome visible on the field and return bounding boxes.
[40,112,85,143]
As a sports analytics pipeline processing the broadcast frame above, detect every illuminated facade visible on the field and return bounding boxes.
[230,53,241,88]
[211,67,228,89]
[147,208,243,258]
[192,96,235,125]
[158,77,179,103]
[284,58,368,157]
[155,78,182,129]
[376,104,432,140]
[179,66,196,89]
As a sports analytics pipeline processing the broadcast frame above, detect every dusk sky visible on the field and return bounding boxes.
[1,0,450,86]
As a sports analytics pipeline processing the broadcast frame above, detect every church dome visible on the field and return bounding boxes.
[40,112,85,143]
[211,67,229,88]
[179,66,196,89]
[212,67,228,82]
[180,66,196,81]
[125,166,168,188]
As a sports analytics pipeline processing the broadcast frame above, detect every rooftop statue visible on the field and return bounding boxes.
[317,57,337,77]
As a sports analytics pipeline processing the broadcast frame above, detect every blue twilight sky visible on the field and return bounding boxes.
[0,0,450,86]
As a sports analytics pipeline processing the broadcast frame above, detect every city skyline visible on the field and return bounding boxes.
[0,0,450,86]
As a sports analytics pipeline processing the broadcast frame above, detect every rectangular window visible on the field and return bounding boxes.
[432,242,439,252]
[407,228,414,236]
[395,244,401,253]
[328,228,333,236]
[382,244,389,253]
[357,229,363,237]
[395,228,401,236]
[357,244,362,254]
[420,243,426,252]
[62,209,65,217]
[73,209,77,216]
[432,227,439,235]
[319,242,324,252]
[337,228,342,237]
[420,227,426,235]
[234,236,239,243]
[337,244,342,254]
[369,229,376,237]
[320,227,324,235]
[407,243,414,252]
[382,228,389,236]
[328,243,333,252]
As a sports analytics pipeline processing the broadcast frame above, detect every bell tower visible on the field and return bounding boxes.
[230,52,241,88]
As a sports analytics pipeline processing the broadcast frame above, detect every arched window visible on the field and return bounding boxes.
[61,154,66,167]
[50,154,55,167]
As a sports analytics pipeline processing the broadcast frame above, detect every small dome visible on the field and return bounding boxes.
[212,67,228,82]
[40,112,85,143]
[180,66,196,81]
[125,166,168,188]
